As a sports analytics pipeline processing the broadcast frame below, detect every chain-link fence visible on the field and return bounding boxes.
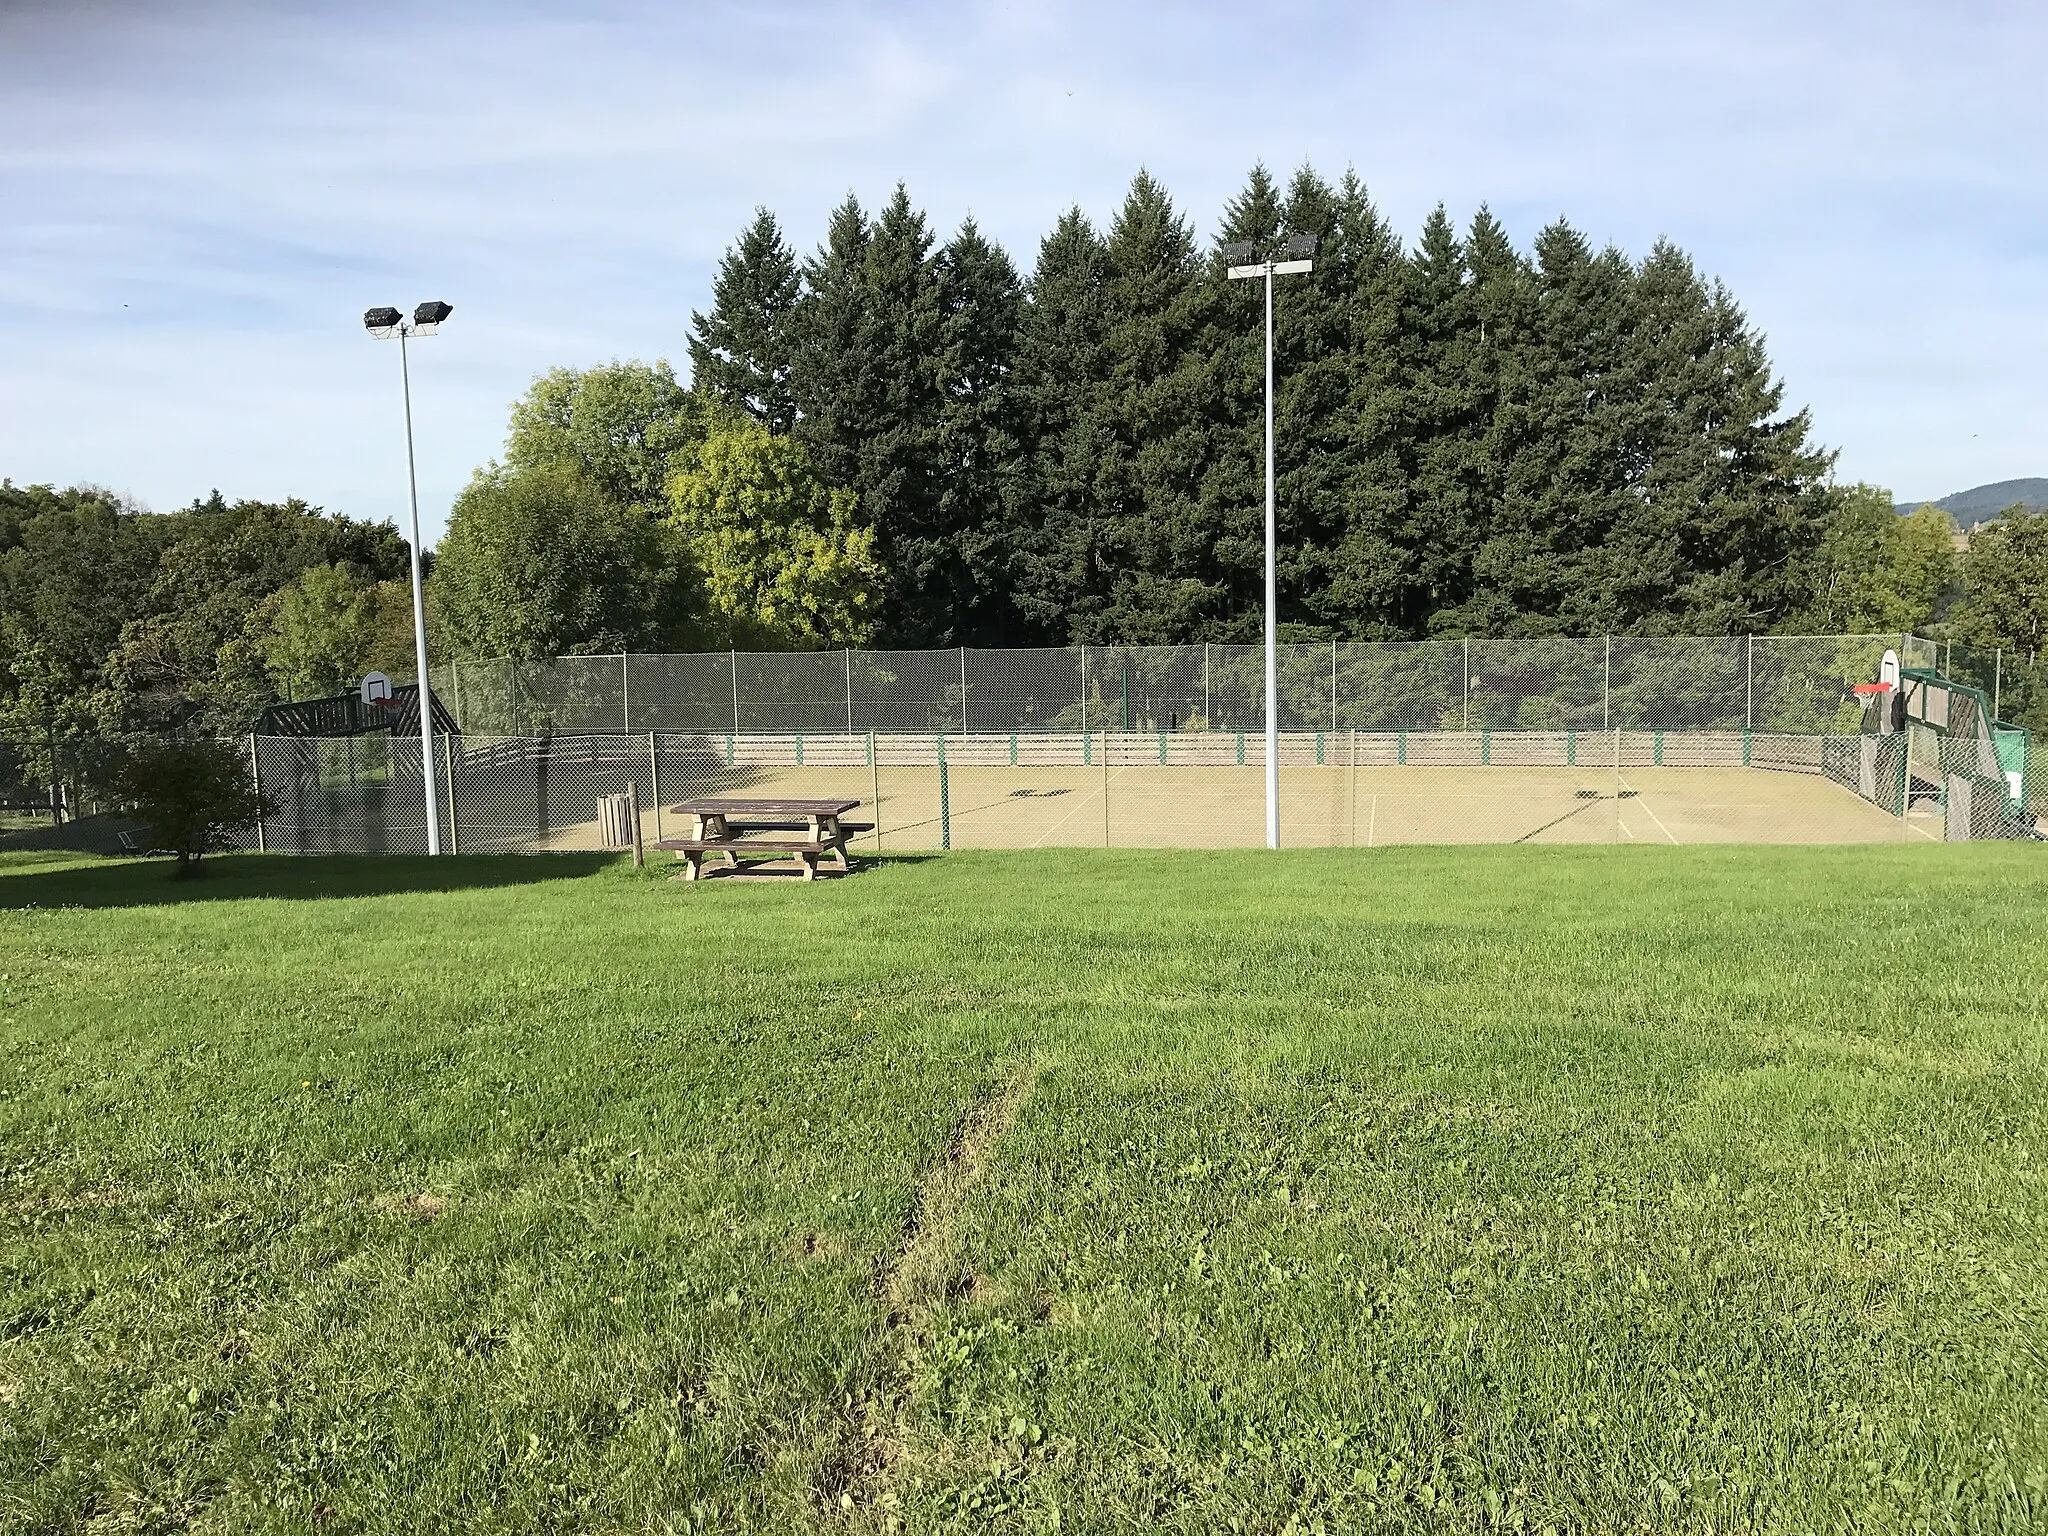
[6,632,2041,859]
[437,634,1957,740]
[225,725,2035,856]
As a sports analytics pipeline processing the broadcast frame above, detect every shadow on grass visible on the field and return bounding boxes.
[0,851,620,909]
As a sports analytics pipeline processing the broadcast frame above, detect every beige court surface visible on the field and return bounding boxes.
[581,763,1932,852]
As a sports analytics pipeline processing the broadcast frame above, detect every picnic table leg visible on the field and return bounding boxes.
[800,849,816,882]
[684,848,701,881]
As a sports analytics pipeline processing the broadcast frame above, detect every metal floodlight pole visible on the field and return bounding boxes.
[1226,239,1314,848]
[366,301,454,855]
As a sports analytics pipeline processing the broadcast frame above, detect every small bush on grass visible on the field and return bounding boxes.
[115,736,269,875]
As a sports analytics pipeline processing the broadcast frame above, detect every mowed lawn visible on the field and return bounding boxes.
[2,845,2045,1534]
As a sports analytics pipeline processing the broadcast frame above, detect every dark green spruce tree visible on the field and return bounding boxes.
[1095,171,1222,643]
[1323,171,1418,639]
[688,208,801,432]
[935,218,1026,645]
[1006,209,1115,644]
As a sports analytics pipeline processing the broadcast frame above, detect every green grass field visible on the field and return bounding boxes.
[3,845,2045,1533]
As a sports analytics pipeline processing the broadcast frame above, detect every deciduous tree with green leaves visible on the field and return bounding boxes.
[432,464,693,662]
[664,417,884,649]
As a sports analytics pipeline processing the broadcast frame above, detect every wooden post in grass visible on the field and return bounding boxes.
[627,780,644,868]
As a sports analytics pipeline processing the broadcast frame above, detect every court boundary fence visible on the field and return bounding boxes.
[435,634,1966,739]
[238,726,2037,856]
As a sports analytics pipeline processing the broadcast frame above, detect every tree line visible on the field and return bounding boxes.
[3,167,2046,751]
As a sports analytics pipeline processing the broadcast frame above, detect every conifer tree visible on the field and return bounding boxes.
[1402,206,1482,632]
[1200,165,1285,642]
[1629,242,1833,633]
[1007,209,1114,642]
[792,194,877,498]
[1096,171,1221,643]
[935,218,1026,644]
[1322,172,1416,639]
[688,209,801,432]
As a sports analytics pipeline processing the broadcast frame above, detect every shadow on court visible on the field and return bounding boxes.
[0,850,620,909]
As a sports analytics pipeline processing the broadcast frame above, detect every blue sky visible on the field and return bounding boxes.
[2,0,2043,542]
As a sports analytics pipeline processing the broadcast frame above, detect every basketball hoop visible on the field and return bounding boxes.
[1853,682,1892,720]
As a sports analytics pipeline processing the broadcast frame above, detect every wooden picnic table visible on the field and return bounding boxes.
[657,797,866,881]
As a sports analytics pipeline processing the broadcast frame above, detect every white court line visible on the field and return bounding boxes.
[1033,766,1125,847]
[1619,775,1679,844]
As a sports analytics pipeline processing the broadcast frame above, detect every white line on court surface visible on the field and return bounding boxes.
[1033,767,1125,847]
[1619,775,1679,843]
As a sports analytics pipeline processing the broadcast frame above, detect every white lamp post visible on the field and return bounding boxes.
[1225,235,1315,848]
[363,301,452,855]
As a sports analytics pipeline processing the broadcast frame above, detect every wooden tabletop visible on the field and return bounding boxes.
[668,798,861,817]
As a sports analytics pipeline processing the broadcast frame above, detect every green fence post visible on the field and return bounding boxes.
[938,734,950,850]
[1567,729,1577,766]
[1482,729,1491,766]
[796,732,804,766]
[1654,730,1664,766]
[866,730,874,767]
[1316,731,1325,765]
[1158,729,1166,764]
[1743,729,1752,766]
[1010,732,1017,766]
[1236,731,1245,765]
[725,732,734,766]
[1084,730,1093,767]
[1398,731,1407,765]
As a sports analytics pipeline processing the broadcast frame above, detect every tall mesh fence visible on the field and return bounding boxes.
[440,634,1947,739]
[231,723,2032,857]
[5,634,2039,860]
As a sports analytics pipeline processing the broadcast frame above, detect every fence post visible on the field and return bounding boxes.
[1103,728,1110,847]
[960,647,969,734]
[1567,728,1576,767]
[1464,638,1471,731]
[1331,639,1338,733]
[871,741,882,848]
[627,779,643,867]
[1204,643,1212,730]
[250,736,266,853]
[444,734,459,854]
[620,652,631,734]
[1604,635,1612,732]
[937,733,950,850]
[1745,633,1754,731]
[730,649,741,734]
[1994,648,2002,720]
[649,733,661,844]
[845,648,854,734]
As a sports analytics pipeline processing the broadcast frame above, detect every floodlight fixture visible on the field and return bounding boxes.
[411,300,453,335]
[1220,241,1255,265]
[1282,232,1318,258]
[360,298,455,852]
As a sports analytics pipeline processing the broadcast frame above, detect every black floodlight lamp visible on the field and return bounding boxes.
[1220,241,1256,264]
[411,300,453,335]
[363,306,403,339]
[1282,233,1318,258]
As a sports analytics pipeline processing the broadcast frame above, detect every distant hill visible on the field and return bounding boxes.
[1893,478,2048,528]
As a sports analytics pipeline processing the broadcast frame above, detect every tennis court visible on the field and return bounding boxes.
[632,761,1918,850]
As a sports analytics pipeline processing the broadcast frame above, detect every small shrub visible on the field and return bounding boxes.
[115,737,269,875]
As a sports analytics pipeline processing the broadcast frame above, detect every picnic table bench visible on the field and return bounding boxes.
[655,798,869,881]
